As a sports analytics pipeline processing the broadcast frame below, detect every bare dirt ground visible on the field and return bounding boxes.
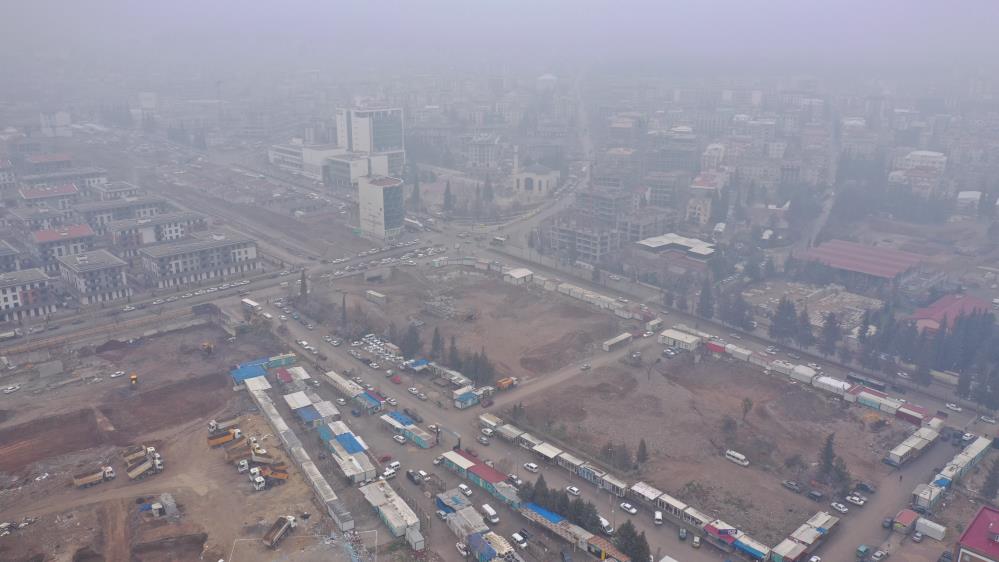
[513,355,910,544]
[332,270,617,380]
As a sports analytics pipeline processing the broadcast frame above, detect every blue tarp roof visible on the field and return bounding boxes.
[230,363,267,383]
[734,539,767,560]
[335,433,365,454]
[238,357,269,368]
[468,532,495,559]
[933,476,951,488]
[457,391,477,401]
[524,502,564,524]
[435,498,455,513]
[296,405,320,422]
[358,393,380,408]
[411,359,429,367]
[388,411,415,426]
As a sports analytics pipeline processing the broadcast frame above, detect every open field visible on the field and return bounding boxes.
[513,353,910,544]
[333,269,618,380]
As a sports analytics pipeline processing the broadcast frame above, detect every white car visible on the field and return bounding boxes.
[566,486,581,496]
[393,435,407,445]
[456,542,469,557]
[110,371,125,378]
[481,428,494,437]
[386,398,398,406]
[620,502,638,515]
[458,483,472,496]
[844,495,866,507]
[829,502,849,514]
[121,305,136,312]
[523,462,540,473]
[946,403,963,412]
[3,384,20,394]
[151,299,164,305]
[408,387,419,395]
[981,416,997,424]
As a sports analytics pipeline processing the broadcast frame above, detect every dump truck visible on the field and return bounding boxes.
[248,467,267,491]
[251,450,278,465]
[208,415,239,433]
[122,445,153,465]
[207,428,242,448]
[72,466,116,488]
[224,441,252,463]
[127,457,164,480]
[263,515,297,548]
[261,466,289,484]
[495,377,519,391]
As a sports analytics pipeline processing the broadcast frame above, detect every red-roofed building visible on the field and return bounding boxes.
[956,505,999,561]
[30,224,96,273]
[18,183,80,209]
[797,239,923,286]
[275,368,292,383]
[468,463,507,485]
[910,294,991,334]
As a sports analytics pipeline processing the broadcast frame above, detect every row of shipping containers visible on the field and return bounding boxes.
[913,435,993,510]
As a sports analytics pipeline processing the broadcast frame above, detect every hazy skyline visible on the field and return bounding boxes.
[4,0,999,75]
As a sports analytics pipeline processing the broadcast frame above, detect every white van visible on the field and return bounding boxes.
[511,532,527,549]
[725,449,750,467]
[654,510,663,525]
[382,468,396,480]
[387,461,401,471]
[481,503,499,524]
[458,483,472,496]
[599,516,614,535]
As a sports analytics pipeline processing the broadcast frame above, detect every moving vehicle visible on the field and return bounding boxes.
[599,516,614,535]
[481,503,499,524]
[3,384,20,394]
[945,403,962,412]
[830,502,849,514]
[724,449,750,466]
[981,415,997,424]
[458,483,472,496]
[620,502,638,515]
[566,486,581,496]
[263,516,297,548]
[654,511,663,525]
[523,462,539,473]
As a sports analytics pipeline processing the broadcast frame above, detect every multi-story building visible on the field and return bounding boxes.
[323,152,389,190]
[895,150,947,173]
[358,176,405,241]
[575,187,636,226]
[30,224,96,274]
[686,196,713,227]
[0,268,56,322]
[17,184,80,210]
[139,234,258,289]
[75,196,170,235]
[617,209,675,243]
[19,167,108,195]
[0,159,17,204]
[22,153,73,175]
[465,134,502,169]
[268,141,344,180]
[0,240,21,273]
[57,249,131,305]
[645,171,689,209]
[701,143,726,171]
[336,107,406,175]
[6,206,72,231]
[546,216,621,265]
[108,211,207,258]
[512,164,560,201]
[955,505,999,562]
[92,181,144,201]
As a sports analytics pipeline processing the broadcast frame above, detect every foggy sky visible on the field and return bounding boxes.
[3,1,999,75]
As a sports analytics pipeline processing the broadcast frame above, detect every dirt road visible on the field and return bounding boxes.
[99,498,131,562]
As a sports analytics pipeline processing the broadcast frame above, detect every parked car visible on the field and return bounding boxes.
[782,480,802,493]
[458,483,472,497]
[807,490,825,501]
[456,542,469,556]
[981,415,997,424]
[882,517,894,529]
[912,531,924,543]
[620,502,638,515]
[871,550,888,561]
[523,462,540,473]
[476,436,490,446]
[2,385,20,394]
[855,482,877,494]
[830,502,849,514]
[566,486,581,496]
[393,435,407,445]
[946,403,963,412]
[691,536,701,548]
[845,495,866,507]
[678,528,687,541]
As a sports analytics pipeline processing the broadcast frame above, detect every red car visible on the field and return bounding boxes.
[391,375,402,384]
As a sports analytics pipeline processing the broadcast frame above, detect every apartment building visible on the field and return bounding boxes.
[0,240,21,273]
[0,160,16,204]
[6,206,72,231]
[139,234,258,289]
[75,196,170,235]
[30,224,96,274]
[108,211,207,258]
[57,249,131,305]
[0,268,56,322]
[92,181,144,201]
[359,175,405,241]
[19,167,108,196]
[17,183,80,210]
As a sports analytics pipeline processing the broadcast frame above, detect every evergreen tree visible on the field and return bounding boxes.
[696,277,715,319]
[820,433,836,476]
[614,442,633,470]
[795,307,816,348]
[533,474,550,506]
[636,439,649,464]
[443,180,454,212]
[448,335,461,370]
[819,312,842,356]
[401,325,422,358]
[614,520,650,562]
[430,327,444,361]
[769,297,798,343]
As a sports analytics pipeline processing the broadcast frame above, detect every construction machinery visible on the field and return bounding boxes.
[129,373,138,388]
[200,342,214,356]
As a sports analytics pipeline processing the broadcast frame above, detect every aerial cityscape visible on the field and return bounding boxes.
[3,2,999,562]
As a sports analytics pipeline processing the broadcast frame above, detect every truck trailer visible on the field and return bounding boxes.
[263,515,297,548]
[122,445,153,465]
[72,466,116,488]
[207,428,242,448]
[126,457,164,480]
[208,415,240,433]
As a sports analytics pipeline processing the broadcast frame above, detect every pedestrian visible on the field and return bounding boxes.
[899,474,903,482]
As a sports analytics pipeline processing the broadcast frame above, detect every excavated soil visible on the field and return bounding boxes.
[520,330,596,374]
[0,409,109,473]
[130,533,207,562]
[99,373,229,440]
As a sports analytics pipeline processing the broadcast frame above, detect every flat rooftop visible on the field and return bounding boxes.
[0,268,49,289]
[75,196,165,213]
[0,240,20,257]
[140,234,254,259]
[18,183,78,199]
[57,249,127,273]
[798,239,922,279]
[364,175,404,188]
[636,233,716,257]
[107,211,204,232]
[93,180,142,193]
[20,167,106,181]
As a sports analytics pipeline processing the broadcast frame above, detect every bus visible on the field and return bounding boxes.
[490,236,508,246]
[724,450,750,467]
[241,298,262,313]
[846,372,887,392]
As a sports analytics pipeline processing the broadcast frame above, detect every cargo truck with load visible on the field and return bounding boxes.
[122,445,154,465]
[263,515,297,548]
[208,414,240,433]
[127,457,164,480]
[207,428,242,448]
[72,466,116,488]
